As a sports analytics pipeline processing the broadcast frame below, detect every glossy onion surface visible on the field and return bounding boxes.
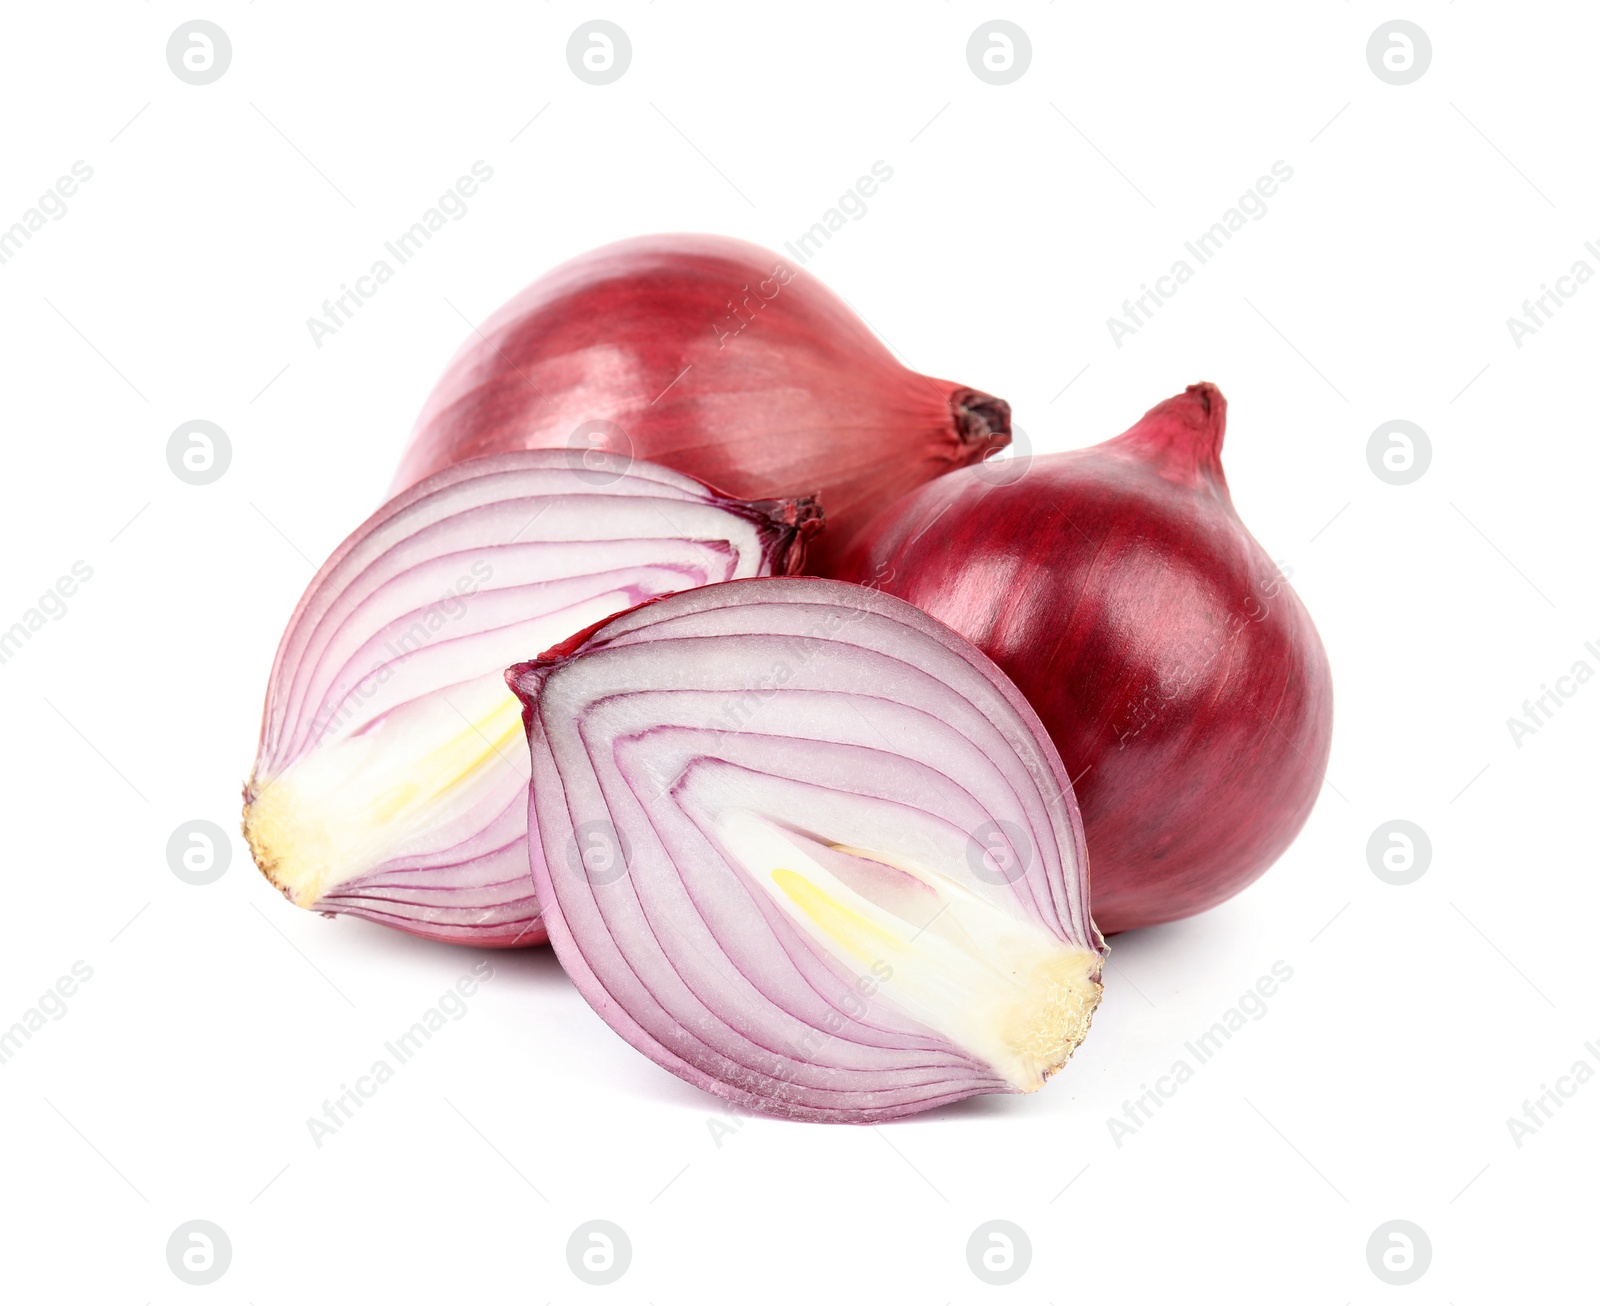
[391,234,1009,571]
[837,384,1333,932]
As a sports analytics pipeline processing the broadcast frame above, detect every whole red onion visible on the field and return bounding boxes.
[390,234,1010,570]
[835,383,1333,933]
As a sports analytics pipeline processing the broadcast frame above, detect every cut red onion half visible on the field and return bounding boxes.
[244,452,817,947]
[507,578,1105,1122]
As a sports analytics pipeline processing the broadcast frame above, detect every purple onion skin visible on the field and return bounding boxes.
[835,384,1333,933]
[389,234,1011,573]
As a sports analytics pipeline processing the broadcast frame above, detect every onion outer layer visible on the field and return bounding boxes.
[390,233,1010,571]
[836,383,1334,933]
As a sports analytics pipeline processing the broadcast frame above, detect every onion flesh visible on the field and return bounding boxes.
[389,234,1010,571]
[836,384,1333,933]
[244,453,816,947]
[507,577,1105,1122]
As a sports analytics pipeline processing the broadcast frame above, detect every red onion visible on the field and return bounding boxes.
[506,577,1105,1122]
[389,234,1010,571]
[836,384,1333,933]
[243,452,816,947]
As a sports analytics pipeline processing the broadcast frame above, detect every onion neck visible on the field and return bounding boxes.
[747,493,825,575]
[950,387,1013,462]
[1112,381,1231,497]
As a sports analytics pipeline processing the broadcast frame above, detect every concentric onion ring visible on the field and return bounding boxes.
[244,452,817,947]
[509,577,1105,1121]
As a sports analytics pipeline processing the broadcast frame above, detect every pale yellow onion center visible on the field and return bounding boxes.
[716,810,1101,1091]
[244,676,526,906]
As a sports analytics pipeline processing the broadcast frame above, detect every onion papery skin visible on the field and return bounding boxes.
[244,452,817,948]
[507,577,1105,1123]
[389,234,1011,572]
[836,384,1333,934]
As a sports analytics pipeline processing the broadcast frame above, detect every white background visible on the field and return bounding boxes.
[1,2,1594,1301]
